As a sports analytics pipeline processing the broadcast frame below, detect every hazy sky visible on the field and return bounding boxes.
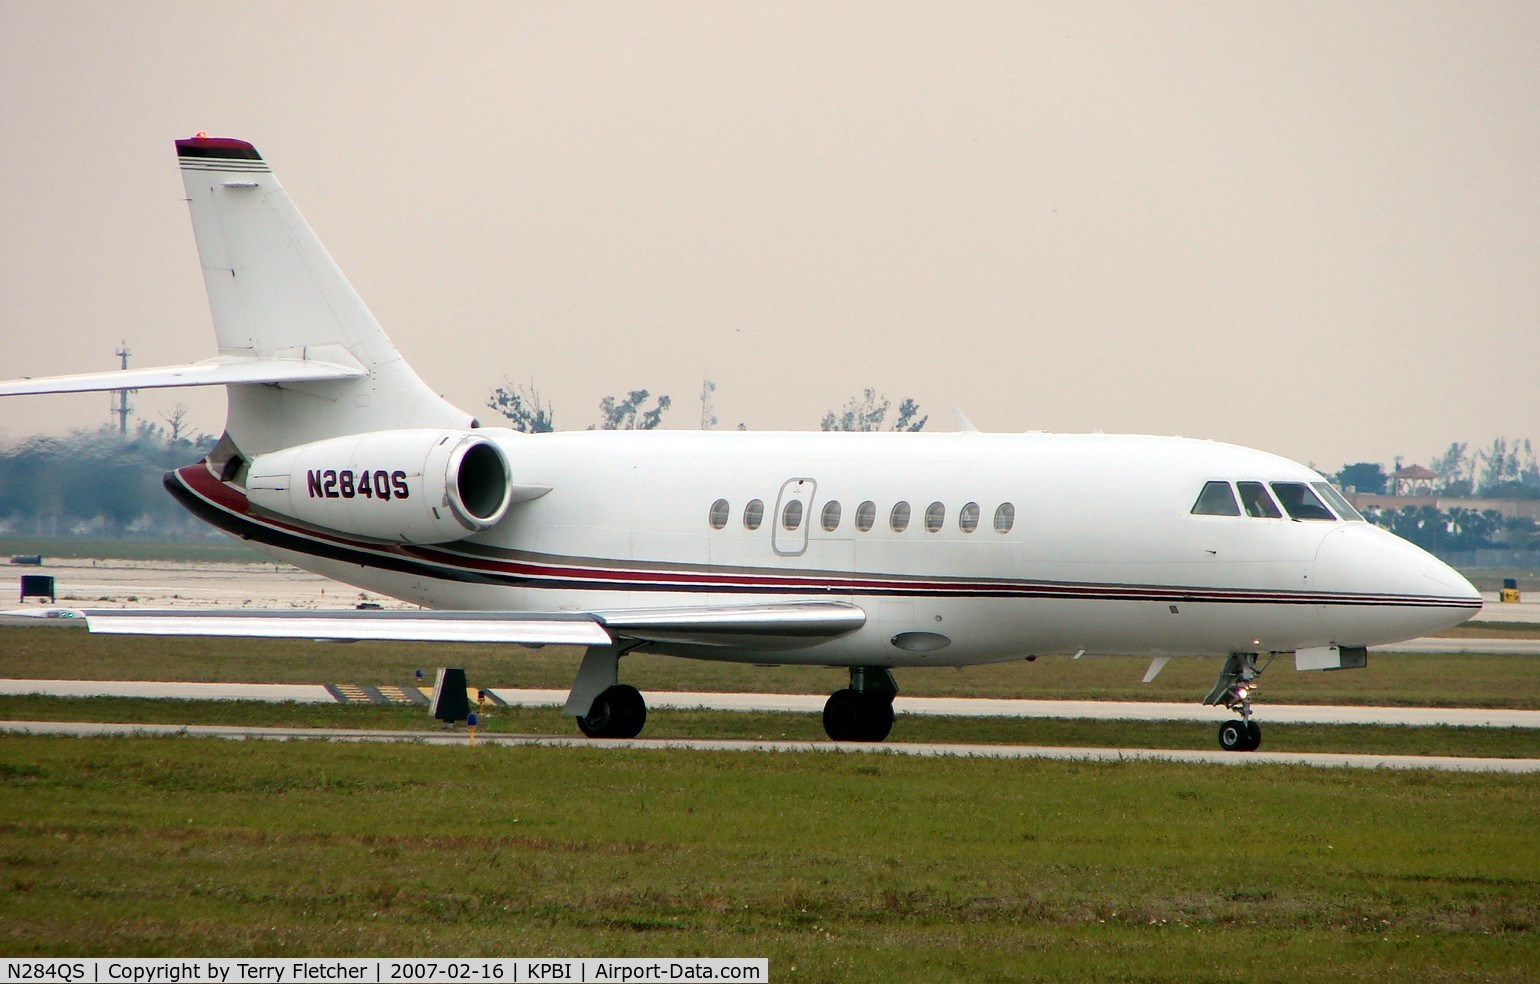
[2,1,1536,470]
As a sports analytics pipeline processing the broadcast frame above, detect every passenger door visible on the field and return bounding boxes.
[771,477,816,557]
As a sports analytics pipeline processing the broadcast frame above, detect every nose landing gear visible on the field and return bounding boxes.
[1205,652,1271,751]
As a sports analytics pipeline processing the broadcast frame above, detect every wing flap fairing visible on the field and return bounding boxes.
[597,603,866,646]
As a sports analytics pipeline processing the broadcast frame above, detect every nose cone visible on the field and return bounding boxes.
[1313,524,1482,646]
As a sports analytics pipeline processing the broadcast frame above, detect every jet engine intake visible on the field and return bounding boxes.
[245,429,513,544]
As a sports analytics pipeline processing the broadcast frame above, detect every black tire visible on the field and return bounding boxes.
[1218,719,1247,751]
[577,684,647,739]
[823,689,862,741]
[859,692,895,742]
[1242,719,1262,752]
[823,689,895,742]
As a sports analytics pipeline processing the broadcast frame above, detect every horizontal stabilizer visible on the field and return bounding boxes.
[0,354,367,397]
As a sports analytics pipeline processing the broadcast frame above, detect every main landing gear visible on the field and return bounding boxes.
[1204,652,1271,752]
[564,645,648,739]
[822,666,897,742]
[577,683,647,739]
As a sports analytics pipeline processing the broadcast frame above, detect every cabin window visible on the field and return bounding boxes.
[994,502,1015,533]
[1312,481,1365,521]
[708,498,729,529]
[1271,482,1336,521]
[782,499,804,531]
[959,501,980,533]
[821,500,842,531]
[925,501,946,532]
[890,501,911,533]
[1237,482,1282,519]
[1191,481,1241,516]
[855,500,876,532]
[743,498,764,530]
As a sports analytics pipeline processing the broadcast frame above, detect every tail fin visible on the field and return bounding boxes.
[176,135,474,454]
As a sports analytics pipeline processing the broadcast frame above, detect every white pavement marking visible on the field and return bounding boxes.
[2,720,1536,773]
[0,679,334,702]
[5,679,1539,728]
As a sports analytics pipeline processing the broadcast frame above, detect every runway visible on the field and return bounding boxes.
[3,719,1535,773]
[5,678,1539,728]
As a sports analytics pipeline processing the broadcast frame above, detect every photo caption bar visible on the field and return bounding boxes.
[0,960,767,984]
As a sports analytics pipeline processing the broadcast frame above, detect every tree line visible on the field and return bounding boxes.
[1335,437,1540,499]
[486,380,928,433]
[1334,437,1540,556]
[1367,505,1540,555]
[0,422,219,539]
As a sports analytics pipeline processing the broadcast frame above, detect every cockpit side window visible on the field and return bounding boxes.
[1237,482,1282,519]
[1271,482,1336,520]
[1191,481,1241,516]
[1311,481,1364,521]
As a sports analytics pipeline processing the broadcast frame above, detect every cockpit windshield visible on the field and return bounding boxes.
[1191,481,1241,516]
[1311,481,1365,521]
[1270,482,1336,521]
[1237,482,1282,518]
[1192,479,1363,522]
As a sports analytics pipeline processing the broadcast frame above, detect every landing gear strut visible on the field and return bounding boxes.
[1205,652,1271,752]
[822,666,897,742]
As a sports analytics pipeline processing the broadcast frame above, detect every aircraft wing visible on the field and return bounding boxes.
[3,602,865,648]
[0,354,366,396]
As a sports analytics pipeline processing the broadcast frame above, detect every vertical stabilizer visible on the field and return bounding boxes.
[176,135,474,455]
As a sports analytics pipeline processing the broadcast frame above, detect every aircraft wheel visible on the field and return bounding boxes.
[1242,720,1262,752]
[1218,719,1248,752]
[860,692,895,742]
[823,689,863,741]
[823,689,894,742]
[577,684,647,739]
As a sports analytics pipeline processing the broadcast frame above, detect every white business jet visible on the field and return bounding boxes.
[0,136,1481,750]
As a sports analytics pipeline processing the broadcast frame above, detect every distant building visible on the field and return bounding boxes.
[1389,464,1438,497]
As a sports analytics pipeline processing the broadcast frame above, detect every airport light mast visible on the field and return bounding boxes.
[112,341,134,436]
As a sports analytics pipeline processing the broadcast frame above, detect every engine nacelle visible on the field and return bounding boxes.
[246,429,514,544]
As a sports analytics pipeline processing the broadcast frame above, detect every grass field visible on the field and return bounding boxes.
[3,593,1539,977]
[2,736,1537,980]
